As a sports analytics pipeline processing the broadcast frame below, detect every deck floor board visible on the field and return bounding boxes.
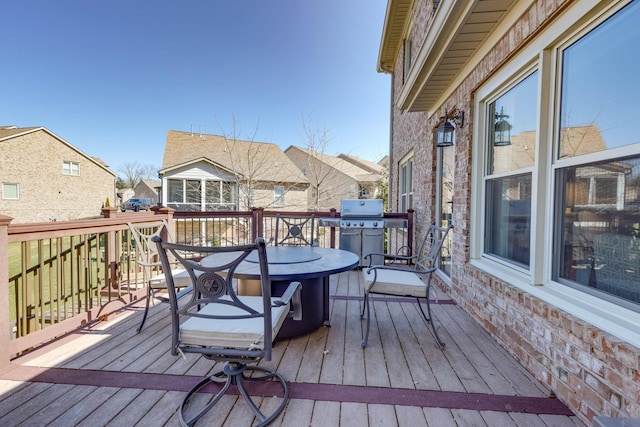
[0,269,586,426]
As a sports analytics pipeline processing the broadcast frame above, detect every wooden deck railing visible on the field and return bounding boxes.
[0,207,413,370]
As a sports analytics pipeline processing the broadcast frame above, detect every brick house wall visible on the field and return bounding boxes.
[0,128,116,223]
[384,0,640,424]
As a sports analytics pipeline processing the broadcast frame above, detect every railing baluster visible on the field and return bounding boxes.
[4,208,411,358]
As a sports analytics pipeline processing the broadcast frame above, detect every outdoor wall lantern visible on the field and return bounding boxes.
[436,108,464,148]
[494,107,512,146]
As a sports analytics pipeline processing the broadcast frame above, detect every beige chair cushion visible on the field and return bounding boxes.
[180,296,289,350]
[362,268,427,298]
[149,268,190,289]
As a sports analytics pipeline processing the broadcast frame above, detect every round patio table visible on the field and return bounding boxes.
[200,246,359,338]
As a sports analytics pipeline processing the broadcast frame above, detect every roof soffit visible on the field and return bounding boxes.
[378,0,414,73]
[397,0,515,112]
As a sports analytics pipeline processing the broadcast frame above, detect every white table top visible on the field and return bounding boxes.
[200,246,359,281]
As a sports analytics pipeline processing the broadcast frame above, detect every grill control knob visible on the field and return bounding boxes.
[359,221,364,227]
[373,221,378,227]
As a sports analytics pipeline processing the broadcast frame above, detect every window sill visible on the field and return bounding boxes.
[469,259,640,349]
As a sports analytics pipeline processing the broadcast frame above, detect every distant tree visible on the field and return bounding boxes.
[377,162,389,211]
[217,116,304,210]
[299,112,335,211]
[115,176,126,190]
[119,162,158,190]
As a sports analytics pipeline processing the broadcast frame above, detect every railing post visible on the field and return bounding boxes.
[101,206,118,218]
[0,215,14,372]
[329,208,337,249]
[106,228,119,290]
[252,207,264,242]
[407,208,414,256]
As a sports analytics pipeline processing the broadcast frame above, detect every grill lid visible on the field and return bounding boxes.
[340,199,384,218]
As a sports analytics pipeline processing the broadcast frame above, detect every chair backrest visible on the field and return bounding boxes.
[274,214,316,246]
[414,223,453,273]
[153,236,276,362]
[128,221,175,279]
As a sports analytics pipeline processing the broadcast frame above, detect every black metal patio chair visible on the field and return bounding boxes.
[153,236,301,426]
[361,222,453,348]
[128,221,192,332]
[274,213,317,246]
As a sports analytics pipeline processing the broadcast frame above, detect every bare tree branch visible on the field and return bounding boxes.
[118,162,158,189]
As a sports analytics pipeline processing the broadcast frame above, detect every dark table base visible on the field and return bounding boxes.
[272,276,329,339]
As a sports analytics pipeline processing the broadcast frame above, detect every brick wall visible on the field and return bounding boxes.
[0,129,115,223]
[388,0,640,423]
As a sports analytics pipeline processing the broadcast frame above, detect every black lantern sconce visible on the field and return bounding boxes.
[494,107,512,146]
[436,108,464,148]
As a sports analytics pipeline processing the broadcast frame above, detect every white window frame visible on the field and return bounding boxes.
[470,0,640,347]
[2,183,19,200]
[274,185,285,207]
[398,153,413,213]
[436,144,453,279]
[63,161,80,176]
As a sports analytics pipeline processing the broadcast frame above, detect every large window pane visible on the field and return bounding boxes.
[399,158,413,212]
[559,0,640,158]
[485,174,532,267]
[223,183,235,203]
[206,181,221,202]
[167,180,183,203]
[186,180,201,204]
[485,71,537,268]
[489,72,538,174]
[438,145,453,275]
[557,156,640,303]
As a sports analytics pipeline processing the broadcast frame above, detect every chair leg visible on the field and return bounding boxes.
[137,285,153,333]
[419,276,446,348]
[179,362,288,427]
[360,291,372,348]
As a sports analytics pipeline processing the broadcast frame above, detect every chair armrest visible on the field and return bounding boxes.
[366,264,419,274]
[273,281,302,321]
[364,252,417,267]
[366,263,437,276]
[138,260,162,268]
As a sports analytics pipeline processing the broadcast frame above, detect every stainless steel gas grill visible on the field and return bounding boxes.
[329,199,386,266]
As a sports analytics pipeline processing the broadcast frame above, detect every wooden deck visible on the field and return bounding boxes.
[0,270,586,426]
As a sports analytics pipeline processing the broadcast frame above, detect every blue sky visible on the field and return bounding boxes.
[1,1,390,175]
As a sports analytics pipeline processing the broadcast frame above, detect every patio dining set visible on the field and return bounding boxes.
[128,214,451,426]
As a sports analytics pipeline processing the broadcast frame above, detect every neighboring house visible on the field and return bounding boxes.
[284,146,384,211]
[337,153,384,174]
[0,126,116,223]
[159,130,309,211]
[117,187,135,210]
[379,0,640,424]
[133,180,161,206]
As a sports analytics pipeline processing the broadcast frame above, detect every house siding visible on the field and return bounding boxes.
[0,129,115,223]
[385,0,640,424]
[284,146,370,211]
